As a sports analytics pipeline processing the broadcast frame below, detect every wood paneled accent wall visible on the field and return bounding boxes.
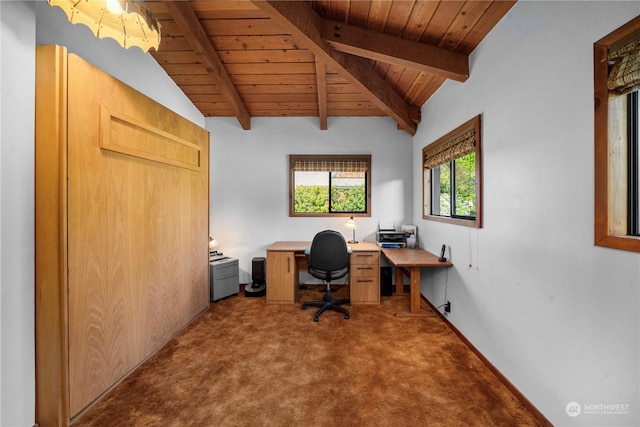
[35,45,210,426]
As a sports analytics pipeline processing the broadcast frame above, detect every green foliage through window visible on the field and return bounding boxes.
[293,172,366,214]
[290,155,371,217]
[433,153,476,219]
[331,184,366,212]
[454,152,476,217]
[294,185,329,213]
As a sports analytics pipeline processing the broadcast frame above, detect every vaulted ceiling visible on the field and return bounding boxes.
[145,1,516,135]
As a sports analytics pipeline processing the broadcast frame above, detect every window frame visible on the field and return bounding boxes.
[422,115,482,228]
[594,15,640,252]
[628,91,639,237]
[289,154,372,218]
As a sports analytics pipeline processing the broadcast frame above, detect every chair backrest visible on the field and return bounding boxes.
[307,230,349,281]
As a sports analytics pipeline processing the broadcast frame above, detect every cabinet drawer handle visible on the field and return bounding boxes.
[287,257,290,273]
[357,267,373,270]
[356,254,374,257]
[357,279,373,283]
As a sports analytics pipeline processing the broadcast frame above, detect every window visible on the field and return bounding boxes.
[594,15,640,252]
[423,115,482,228]
[289,155,371,217]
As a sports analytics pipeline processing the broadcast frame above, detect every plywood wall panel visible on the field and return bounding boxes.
[36,48,210,421]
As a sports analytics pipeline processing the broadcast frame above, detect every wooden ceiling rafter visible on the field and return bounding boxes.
[250,0,420,135]
[321,19,469,82]
[315,58,328,130]
[163,1,251,130]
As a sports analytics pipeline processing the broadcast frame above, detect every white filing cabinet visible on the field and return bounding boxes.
[210,257,239,301]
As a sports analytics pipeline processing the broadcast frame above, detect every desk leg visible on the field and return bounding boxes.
[394,266,435,318]
[409,266,421,314]
[395,267,404,294]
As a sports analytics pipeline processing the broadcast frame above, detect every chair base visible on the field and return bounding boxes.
[302,287,350,322]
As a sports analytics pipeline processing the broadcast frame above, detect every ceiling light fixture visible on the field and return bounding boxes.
[48,0,161,52]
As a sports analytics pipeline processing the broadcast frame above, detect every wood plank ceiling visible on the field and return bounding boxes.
[146,1,516,135]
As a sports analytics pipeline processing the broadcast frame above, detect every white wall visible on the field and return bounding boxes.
[414,2,640,426]
[1,2,36,425]
[206,116,413,282]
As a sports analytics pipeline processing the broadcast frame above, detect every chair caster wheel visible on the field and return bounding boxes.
[347,302,351,306]
[345,314,349,319]
[313,317,319,322]
[302,305,307,310]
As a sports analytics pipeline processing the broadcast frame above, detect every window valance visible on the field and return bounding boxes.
[423,127,476,169]
[607,40,640,95]
[291,156,369,173]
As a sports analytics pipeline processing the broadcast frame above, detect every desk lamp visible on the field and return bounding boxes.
[344,216,358,243]
[209,237,220,256]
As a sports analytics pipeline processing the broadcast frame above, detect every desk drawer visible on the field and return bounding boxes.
[350,276,380,304]
[351,251,379,266]
[211,259,239,279]
[350,264,378,277]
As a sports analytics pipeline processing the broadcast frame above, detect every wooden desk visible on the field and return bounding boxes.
[265,241,380,304]
[266,242,453,316]
[381,247,453,317]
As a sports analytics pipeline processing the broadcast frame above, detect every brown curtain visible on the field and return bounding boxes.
[292,158,369,173]
[608,40,640,95]
[423,127,475,169]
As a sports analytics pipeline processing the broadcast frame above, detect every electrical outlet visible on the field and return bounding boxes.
[444,301,451,313]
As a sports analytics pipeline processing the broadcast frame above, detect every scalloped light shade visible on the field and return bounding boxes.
[344,216,357,229]
[48,0,161,52]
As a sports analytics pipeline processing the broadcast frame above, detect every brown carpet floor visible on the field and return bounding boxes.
[73,287,541,427]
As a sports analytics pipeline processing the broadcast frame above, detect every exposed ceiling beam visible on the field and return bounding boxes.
[315,58,328,130]
[251,0,419,135]
[322,20,469,83]
[164,1,251,130]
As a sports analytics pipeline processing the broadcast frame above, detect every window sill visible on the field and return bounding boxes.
[595,234,640,253]
[424,214,481,229]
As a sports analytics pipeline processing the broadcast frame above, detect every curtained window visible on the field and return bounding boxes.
[422,115,482,228]
[594,15,640,252]
[289,154,371,217]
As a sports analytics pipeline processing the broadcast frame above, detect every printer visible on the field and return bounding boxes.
[376,227,406,248]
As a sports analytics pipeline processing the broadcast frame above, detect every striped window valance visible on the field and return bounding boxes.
[291,156,369,173]
[607,40,640,95]
[423,127,476,169]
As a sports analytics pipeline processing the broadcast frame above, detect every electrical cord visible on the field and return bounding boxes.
[443,266,449,312]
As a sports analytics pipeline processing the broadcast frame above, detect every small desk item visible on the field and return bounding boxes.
[381,247,453,317]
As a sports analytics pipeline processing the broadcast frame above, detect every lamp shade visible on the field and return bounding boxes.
[344,216,358,243]
[344,217,357,229]
[209,237,218,250]
[49,0,161,52]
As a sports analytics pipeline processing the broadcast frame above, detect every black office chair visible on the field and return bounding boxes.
[302,230,351,322]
